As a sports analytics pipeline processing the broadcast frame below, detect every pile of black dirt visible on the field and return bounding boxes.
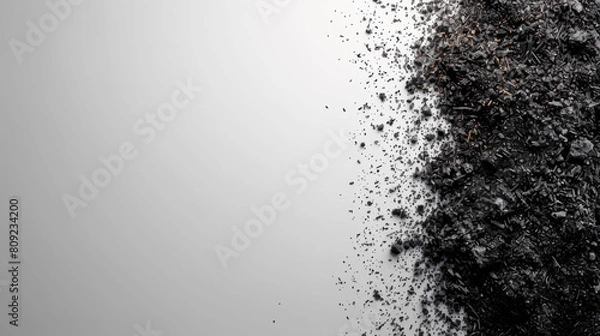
[406,0,600,334]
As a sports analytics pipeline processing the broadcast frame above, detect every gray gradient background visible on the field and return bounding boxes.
[0,1,384,335]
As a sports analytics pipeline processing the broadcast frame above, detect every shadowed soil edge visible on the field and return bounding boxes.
[405,0,600,334]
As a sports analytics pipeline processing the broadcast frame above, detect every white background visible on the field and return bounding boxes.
[0,1,381,335]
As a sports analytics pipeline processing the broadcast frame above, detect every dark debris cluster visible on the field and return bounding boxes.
[407,0,600,334]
